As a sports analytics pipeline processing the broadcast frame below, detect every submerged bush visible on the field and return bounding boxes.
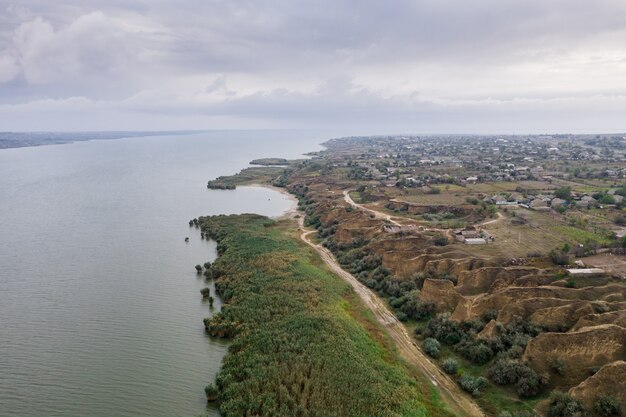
[204,383,218,401]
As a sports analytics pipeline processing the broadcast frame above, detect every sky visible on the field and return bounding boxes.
[0,0,625,133]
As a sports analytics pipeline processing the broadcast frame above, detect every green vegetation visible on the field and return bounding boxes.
[198,214,448,417]
[250,158,290,166]
[547,392,589,417]
[207,166,288,189]
[205,383,219,402]
[442,358,459,375]
[459,374,489,397]
[594,396,623,417]
[422,338,441,358]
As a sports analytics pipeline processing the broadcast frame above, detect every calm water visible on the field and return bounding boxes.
[0,131,325,417]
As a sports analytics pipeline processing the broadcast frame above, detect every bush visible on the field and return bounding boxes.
[550,358,566,376]
[423,338,441,358]
[488,358,546,397]
[594,396,623,417]
[459,374,488,397]
[455,337,494,365]
[425,314,464,345]
[442,358,458,375]
[554,186,572,201]
[396,311,409,322]
[548,392,590,417]
[204,383,219,401]
[549,249,570,266]
[433,234,449,246]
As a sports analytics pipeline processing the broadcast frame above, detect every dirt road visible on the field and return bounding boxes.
[297,216,485,417]
[343,190,401,225]
[479,211,504,227]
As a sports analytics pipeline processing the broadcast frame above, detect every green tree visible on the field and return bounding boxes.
[554,187,572,201]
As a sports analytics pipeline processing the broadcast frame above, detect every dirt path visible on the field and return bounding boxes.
[479,211,504,227]
[296,216,486,417]
[343,191,458,240]
[343,190,401,225]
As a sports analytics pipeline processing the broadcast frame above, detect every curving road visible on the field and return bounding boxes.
[343,190,401,225]
[296,215,486,417]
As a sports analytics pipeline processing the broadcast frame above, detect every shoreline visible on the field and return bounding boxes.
[246,183,300,220]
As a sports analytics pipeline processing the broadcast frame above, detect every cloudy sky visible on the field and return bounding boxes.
[1,1,625,133]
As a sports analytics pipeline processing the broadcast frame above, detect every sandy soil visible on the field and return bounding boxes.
[581,253,626,277]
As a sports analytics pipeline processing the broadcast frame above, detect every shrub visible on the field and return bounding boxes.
[442,358,458,375]
[594,396,623,417]
[425,314,464,345]
[459,374,488,397]
[204,383,219,401]
[548,392,590,417]
[423,338,441,358]
[550,358,566,376]
[488,358,546,397]
[456,338,494,365]
[554,187,572,201]
[549,249,570,266]
[433,234,449,246]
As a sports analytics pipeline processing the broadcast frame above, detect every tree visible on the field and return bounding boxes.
[200,287,211,298]
[554,187,572,201]
[195,264,203,273]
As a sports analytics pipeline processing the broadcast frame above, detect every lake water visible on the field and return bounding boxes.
[0,131,326,417]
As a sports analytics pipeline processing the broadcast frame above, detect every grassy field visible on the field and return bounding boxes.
[199,214,452,417]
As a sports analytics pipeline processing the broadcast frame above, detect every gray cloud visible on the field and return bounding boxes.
[0,0,625,132]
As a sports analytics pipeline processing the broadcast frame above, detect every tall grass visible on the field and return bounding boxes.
[199,214,442,417]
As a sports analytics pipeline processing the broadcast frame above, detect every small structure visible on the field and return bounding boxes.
[566,268,605,276]
[465,238,487,245]
[454,227,492,244]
